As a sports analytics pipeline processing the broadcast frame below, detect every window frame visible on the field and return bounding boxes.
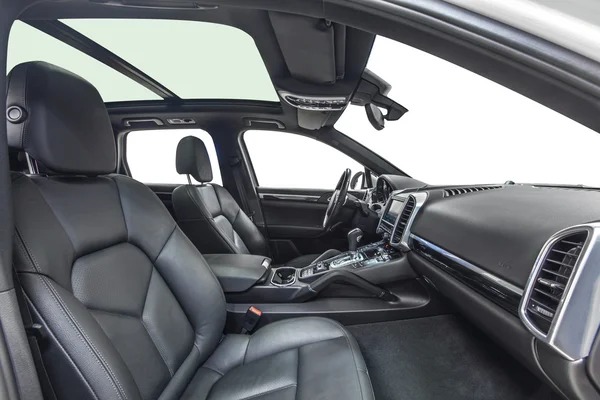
[122,128,223,186]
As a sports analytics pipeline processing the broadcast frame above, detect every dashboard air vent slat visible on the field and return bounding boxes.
[444,186,502,197]
[525,231,588,335]
[392,196,415,243]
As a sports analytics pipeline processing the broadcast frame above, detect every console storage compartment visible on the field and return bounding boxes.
[203,254,271,293]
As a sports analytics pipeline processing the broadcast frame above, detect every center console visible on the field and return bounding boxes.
[205,191,429,305]
[298,240,399,281]
[211,190,444,332]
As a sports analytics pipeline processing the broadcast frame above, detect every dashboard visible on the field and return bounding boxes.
[377,181,600,400]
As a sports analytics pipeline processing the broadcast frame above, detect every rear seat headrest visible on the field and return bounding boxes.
[175,136,213,183]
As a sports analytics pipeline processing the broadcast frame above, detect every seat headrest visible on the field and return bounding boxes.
[176,136,213,183]
[6,62,116,175]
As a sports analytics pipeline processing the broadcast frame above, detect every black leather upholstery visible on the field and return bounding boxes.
[8,62,373,400]
[173,136,331,267]
[173,183,271,257]
[6,62,116,175]
[176,136,213,183]
[203,254,271,293]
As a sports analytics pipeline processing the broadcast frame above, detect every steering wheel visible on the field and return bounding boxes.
[323,168,351,230]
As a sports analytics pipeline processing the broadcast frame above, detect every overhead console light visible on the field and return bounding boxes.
[279,91,347,111]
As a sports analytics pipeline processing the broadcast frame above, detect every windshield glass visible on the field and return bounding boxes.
[335,36,600,186]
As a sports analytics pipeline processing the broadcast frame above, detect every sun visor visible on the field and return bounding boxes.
[269,11,346,84]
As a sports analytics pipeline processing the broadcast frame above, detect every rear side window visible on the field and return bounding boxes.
[126,129,222,185]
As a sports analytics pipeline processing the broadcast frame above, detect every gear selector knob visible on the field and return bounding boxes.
[347,228,363,252]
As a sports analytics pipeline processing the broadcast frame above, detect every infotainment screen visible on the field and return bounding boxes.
[382,198,405,225]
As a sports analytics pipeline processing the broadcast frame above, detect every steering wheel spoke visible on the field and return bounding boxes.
[323,169,351,230]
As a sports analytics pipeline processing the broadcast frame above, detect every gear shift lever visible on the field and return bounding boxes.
[347,228,363,252]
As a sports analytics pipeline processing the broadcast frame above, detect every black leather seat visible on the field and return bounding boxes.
[7,61,373,400]
[173,136,339,267]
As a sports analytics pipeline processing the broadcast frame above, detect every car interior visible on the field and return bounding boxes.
[2,1,600,400]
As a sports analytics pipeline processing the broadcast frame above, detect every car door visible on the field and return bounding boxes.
[243,130,372,261]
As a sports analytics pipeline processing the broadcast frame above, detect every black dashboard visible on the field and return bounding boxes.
[377,180,600,400]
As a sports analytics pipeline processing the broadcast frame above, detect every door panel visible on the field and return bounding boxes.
[257,187,364,261]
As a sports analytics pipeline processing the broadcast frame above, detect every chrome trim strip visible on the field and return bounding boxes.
[410,235,523,296]
[259,193,320,201]
[519,223,600,361]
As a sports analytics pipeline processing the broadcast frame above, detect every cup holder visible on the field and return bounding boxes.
[271,267,296,287]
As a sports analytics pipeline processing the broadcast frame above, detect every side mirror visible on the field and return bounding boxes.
[365,104,385,131]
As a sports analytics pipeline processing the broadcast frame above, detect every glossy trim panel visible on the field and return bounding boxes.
[410,235,523,316]
[520,223,600,361]
[259,193,320,202]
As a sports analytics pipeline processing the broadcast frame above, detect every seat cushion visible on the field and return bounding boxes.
[182,317,374,400]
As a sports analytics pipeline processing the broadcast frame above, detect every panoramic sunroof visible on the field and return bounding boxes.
[7,19,279,103]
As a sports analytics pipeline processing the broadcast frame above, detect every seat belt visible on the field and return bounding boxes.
[13,272,57,400]
[229,156,255,222]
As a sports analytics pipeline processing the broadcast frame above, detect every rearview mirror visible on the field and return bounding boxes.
[351,69,408,130]
[365,104,385,130]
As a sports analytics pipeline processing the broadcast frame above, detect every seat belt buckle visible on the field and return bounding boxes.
[25,323,45,341]
[241,306,262,334]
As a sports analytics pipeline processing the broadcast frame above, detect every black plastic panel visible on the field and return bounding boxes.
[225,279,448,332]
[407,252,543,378]
[412,237,521,316]
[412,185,600,287]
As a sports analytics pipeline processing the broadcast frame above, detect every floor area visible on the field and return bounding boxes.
[347,315,555,400]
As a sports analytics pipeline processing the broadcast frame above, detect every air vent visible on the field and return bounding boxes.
[525,231,588,334]
[444,186,502,197]
[392,196,415,243]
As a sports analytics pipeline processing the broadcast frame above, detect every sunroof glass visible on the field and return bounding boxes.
[61,19,279,101]
[7,21,161,102]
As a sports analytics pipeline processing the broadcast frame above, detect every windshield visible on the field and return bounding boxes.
[335,36,600,186]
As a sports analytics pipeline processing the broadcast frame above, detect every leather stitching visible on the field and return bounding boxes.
[14,229,41,273]
[237,383,297,400]
[335,322,371,399]
[87,308,139,320]
[140,270,175,377]
[153,224,177,264]
[36,275,127,400]
[25,293,101,400]
[109,176,129,241]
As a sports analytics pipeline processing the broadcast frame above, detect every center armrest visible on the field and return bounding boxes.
[203,254,272,293]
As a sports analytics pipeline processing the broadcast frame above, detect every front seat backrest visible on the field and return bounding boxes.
[172,136,270,257]
[8,62,226,400]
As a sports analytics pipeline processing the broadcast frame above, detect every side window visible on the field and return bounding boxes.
[244,130,363,189]
[126,129,222,185]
